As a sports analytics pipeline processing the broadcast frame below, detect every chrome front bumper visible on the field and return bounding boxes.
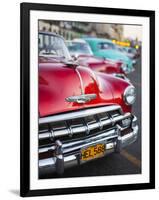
[39,116,138,175]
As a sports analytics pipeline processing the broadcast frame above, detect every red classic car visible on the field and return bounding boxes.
[66,39,129,81]
[38,32,138,176]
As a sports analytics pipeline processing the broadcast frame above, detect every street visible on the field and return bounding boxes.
[41,58,141,179]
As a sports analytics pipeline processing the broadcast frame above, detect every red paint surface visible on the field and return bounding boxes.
[77,55,125,74]
[39,56,132,117]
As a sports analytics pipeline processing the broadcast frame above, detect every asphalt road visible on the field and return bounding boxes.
[41,58,141,179]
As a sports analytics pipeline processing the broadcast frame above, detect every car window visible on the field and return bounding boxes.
[128,48,136,54]
[128,49,132,53]
[67,42,93,55]
[97,42,115,50]
[38,33,71,60]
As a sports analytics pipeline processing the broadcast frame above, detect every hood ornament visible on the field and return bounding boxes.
[66,94,97,104]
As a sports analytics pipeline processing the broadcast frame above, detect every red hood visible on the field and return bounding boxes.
[77,55,123,74]
[77,55,105,66]
[39,56,118,117]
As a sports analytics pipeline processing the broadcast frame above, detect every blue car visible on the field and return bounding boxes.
[83,37,134,73]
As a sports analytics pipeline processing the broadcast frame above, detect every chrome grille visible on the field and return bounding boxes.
[39,105,121,140]
[39,105,132,159]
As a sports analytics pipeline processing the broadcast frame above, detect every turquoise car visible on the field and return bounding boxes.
[84,37,134,73]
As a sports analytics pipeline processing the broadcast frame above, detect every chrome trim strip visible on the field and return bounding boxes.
[39,128,117,154]
[39,146,56,153]
[39,112,131,140]
[39,157,56,168]
[39,105,121,124]
[63,134,117,154]
[66,94,97,104]
[75,68,85,95]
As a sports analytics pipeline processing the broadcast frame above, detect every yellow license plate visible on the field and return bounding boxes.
[81,144,105,161]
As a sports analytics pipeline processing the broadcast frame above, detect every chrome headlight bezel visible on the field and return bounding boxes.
[123,86,136,105]
[121,63,128,72]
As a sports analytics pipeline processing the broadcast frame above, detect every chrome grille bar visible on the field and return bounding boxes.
[39,105,121,124]
[39,112,131,140]
[39,128,117,154]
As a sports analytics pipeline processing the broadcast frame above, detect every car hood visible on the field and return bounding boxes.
[39,57,116,117]
[77,55,122,74]
[96,49,131,62]
[77,55,105,65]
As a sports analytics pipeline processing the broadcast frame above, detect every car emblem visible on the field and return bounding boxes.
[66,94,97,104]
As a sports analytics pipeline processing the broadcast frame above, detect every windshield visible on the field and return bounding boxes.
[117,47,125,52]
[127,48,136,54]
[97,42,116,50]
[67,42,93,55]
[38,33,71,60]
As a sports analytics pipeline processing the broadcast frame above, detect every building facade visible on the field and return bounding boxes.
[39,20,123,41]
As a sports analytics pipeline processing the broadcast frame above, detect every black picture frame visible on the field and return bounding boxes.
[20,2,155,197]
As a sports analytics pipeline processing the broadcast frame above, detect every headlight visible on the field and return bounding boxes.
[121,63,128,72]
[123,86,136,105]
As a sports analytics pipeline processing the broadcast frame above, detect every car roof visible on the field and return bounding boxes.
[72,38,88,43]
[84,37,114,44]
[39,31,64,40]
[66,39,88,44]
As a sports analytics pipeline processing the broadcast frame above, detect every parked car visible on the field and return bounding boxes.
[83,37,134,74]
[38,32,138,176]
[66,39,129,81]
[116,46,137,65]
[66,39,94,58]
